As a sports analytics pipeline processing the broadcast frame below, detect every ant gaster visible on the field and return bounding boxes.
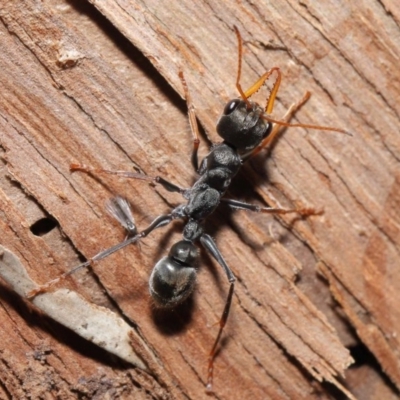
[28,27,349,391]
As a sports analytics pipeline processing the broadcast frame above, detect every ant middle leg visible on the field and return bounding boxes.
[70,163,187,195]
[221,197,321,217]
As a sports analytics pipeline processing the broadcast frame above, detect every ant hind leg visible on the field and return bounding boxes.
[179,71,201,172]
[200,233,236,393]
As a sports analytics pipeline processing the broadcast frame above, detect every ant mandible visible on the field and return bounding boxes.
[28,26,349,392]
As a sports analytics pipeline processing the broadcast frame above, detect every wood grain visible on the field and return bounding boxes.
[0,0,399,398]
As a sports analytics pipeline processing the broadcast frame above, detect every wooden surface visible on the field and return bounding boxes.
[0,0,399,398]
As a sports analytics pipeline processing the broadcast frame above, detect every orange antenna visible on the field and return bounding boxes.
[234,27,282,114]
[233,26,251,108]
[244,67,281,114]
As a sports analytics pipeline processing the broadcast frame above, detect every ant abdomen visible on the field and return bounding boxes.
[149,240,198,308]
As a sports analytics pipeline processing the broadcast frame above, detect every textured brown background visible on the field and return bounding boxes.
[0,0,399,399]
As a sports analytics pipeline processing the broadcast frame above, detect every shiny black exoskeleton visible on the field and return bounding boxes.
[53,91,292,391]
[32,27,343,392]
[148,98,270,309]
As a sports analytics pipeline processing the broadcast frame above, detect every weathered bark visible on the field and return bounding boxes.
[0,0,399,399]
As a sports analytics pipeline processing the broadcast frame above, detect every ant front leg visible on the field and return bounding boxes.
[242,91,350,162]
[221,198,322,217]
[200,233,236,393]
[70,164,187,195]
[241,91,311,162]
[179,71,201,172]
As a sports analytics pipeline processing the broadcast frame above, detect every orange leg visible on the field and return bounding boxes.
[242,91,311,161]
[206,283,235,393]
[179,71,201,172]
[242,92,351,161]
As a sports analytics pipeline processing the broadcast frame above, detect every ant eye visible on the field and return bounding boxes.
[223,99,240,115]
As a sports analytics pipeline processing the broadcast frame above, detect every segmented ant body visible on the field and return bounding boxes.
[29,27,348,391]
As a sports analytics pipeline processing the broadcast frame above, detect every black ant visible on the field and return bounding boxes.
[28,27,349,392]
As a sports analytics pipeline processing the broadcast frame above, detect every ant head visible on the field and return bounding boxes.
[216,98,272,152]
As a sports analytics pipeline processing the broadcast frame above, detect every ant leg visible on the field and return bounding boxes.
[70,164,186,194]
[26,212,175,299]
[241,91,311,162]
[200,233,236,392]
[242,92,351,162]
[179,71,201,172]
[221,198,321,217]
